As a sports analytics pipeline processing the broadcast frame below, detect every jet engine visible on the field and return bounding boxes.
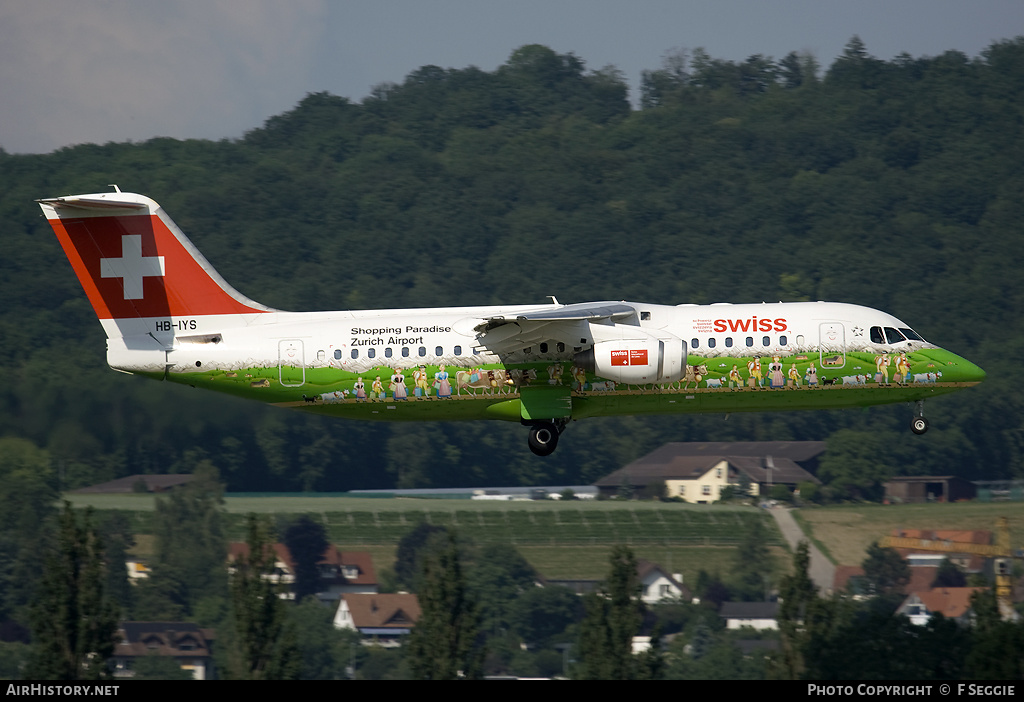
[574,334,687,385]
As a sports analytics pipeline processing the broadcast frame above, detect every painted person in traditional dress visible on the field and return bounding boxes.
[390,368,408,400]
[769,355,785,388]
[353,377,367,402]
[413,365,430,399]
[434,364,452,399]
[371,376,384,401]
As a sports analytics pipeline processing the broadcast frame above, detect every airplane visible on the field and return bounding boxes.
[37,189,986,456]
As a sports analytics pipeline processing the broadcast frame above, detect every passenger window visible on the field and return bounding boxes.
[334,349,342,360]
[780,336,787,346]
[418,346,426,357]
[641,311,651,321]
[870,327,885,344]
[691,338,699,348]
[402,347,409,358]
[368,348,375,359]
[746,337,753,347]
[350,349,358,359]
[708,338,716,349]
[435,346,443,356]
[763,336,770,347]
[540,343,548,353]
[725,337,733,348]
[885,327,906,344]
[556,342,565,353]
[454,346,462,356]
[385,348,393,358]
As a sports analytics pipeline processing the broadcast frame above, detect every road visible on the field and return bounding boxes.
[769,507,835,595]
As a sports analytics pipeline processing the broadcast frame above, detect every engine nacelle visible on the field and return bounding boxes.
[575,335,687,385]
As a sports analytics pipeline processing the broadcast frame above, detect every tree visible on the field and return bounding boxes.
[25,502,118,680]
[394,521,447,590]
[282,515,329,602]
[773,541,818,679]
[861,542,910,598]
[228,514,299,680]
[576,545,644,679]
[134,460,228,620]
[406,531,483,679]
[731,517,774,601]
[931,557,967,588]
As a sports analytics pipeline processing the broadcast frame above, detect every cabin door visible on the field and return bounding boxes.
[818,323,846,371]
[278,339,306,387]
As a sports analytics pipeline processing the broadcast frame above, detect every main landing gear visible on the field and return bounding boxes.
[910,400,929,435]
[525,419,567,456]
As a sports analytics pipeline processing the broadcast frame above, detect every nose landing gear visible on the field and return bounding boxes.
[910,400,929,435]
[525,419,567,456]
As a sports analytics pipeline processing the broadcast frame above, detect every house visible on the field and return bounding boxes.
[719,601,780,630]
[637,560,691,604]
[227,543,377,602]
[111,622,215,680]
[594,441,824,502]
[333,593,421,647]
[884,476,976,503]
[72,474,194,494]
[897,587,985,625]
[544,560,690,604]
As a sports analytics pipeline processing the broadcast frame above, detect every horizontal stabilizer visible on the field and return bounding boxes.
[36,196,146,211]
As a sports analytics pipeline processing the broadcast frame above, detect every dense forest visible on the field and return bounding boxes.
[1,38,1023,495]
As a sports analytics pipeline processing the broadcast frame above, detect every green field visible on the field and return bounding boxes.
[65,493,785,582]
[65,493,778,546]
[795,501,1024,567]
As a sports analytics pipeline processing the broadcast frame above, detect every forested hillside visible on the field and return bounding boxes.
[2,39,1023,495]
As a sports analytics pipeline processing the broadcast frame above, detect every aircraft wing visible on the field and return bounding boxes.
[473,302,637,355]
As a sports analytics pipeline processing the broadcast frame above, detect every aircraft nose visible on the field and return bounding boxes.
[945,351,986,383]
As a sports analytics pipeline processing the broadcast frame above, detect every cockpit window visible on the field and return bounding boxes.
[899,328,924,342]
[884,327,906,344]
[870,327,885,344]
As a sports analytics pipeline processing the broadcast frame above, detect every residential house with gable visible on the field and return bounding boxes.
[594,441,824,502]
[897,587,985,626]
[111,621,215,680]
[333,593,422,647]
[227,542,377,603]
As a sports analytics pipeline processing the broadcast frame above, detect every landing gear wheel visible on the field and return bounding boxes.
[911,416,929,435]
[528,423,560,456]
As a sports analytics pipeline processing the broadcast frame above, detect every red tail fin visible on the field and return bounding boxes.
[38,191,272,336]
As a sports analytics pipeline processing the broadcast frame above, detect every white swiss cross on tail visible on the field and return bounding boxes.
[100,235,165,300]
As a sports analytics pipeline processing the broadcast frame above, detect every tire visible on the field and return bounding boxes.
[911,416,929,435]
[528,424,559,456]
